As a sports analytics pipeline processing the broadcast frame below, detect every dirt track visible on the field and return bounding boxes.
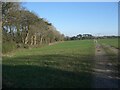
[92,42,119,88]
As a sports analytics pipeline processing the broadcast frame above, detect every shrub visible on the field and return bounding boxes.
[16,43,29,49]
[2,41,16,54]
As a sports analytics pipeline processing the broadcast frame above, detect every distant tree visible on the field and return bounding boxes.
[76,34,82,40]
[82,34,93,39]
[64,36,70,41]
[70,36,77,40]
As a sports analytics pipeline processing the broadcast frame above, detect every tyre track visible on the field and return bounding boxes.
[92,41,119,88]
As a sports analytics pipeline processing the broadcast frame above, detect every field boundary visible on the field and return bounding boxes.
[48,41,64,46]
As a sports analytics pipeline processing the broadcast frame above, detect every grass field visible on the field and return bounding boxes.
[98,38,118,49]
[3,40,95,88]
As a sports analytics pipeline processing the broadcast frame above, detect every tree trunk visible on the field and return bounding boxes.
[34,35,37,45]
[9,26,12,34]
[22,37,25,43]
[40,36,43,44]
[25,32,29,44]
[30,35,33,45]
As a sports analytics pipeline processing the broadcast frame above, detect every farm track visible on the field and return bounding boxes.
[92,42,119,88]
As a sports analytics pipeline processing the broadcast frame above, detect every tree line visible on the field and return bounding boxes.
[2,2,64,53]
[64,34,119,41]
[64,34,93,41]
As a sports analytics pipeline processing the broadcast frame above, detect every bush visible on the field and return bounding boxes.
[23,44,29,49]
[2,41,16,54]
[2,42,30,54]
[16,43,29,49]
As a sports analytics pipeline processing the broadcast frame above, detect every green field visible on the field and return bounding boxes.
[98,38,118,49]
[3,40,95,88]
